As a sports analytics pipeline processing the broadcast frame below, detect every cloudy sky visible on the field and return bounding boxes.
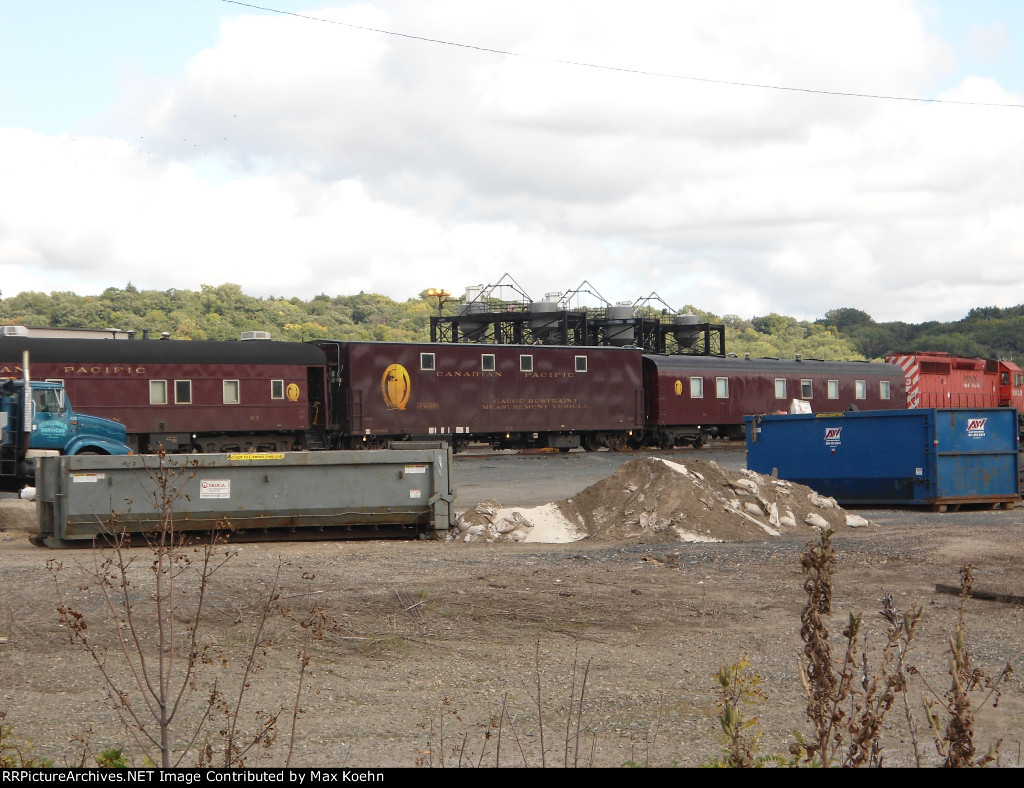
[1,1,1022,323]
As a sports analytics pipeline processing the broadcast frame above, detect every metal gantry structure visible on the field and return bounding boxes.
[429,274,725,355]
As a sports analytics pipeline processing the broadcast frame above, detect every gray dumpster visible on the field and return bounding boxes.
[34,445,455,547]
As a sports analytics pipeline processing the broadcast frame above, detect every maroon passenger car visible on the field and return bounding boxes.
[312,340,644,451]
[0,337,327,454]
[641,354,907,447]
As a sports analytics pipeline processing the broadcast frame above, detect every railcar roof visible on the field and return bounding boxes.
[642,354,902,375]
[0,337,327,366]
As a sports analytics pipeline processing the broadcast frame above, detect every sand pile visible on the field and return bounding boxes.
[450,456,868,544]
[0,498,36,540]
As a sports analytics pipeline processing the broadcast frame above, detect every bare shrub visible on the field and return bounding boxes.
[49,447,316,768]
[791,528,921,768]
[917,564,1014,768]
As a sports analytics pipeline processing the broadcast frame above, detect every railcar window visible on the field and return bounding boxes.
[828,380,839,399]
[690,377,703,398]
[175,380,192,405]
[1017,373,1023,386]
[45,378,64,386]
[420,353,435,371]
[150,380,168,405]
[716,377,729,398]
[774,378,786,399]
[855,380,867,400]
[223,380,240,405]
[575,356,587,373]
[880,380,891,400]
[520,355,533,372]
[482,354,495,372]
[801,379,813,398]
[271,380,284,399]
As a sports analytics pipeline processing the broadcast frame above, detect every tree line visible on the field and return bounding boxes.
[1,283,1022,362]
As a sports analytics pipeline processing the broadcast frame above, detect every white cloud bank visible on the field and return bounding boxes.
[1,0,1022,323]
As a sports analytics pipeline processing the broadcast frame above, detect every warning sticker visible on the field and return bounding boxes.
[200,479,231,499]
[404,465,427,474]
[228,453,285,461]
[410,489,422,499]
[71,473,103,483]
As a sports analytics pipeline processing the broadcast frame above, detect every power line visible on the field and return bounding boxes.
[222,0,1024,109]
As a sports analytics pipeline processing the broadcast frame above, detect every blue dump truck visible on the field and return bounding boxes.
[1,377,133,484]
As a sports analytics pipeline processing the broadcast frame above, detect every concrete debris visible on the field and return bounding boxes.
[804,513,831,530]
[453,456,857,545]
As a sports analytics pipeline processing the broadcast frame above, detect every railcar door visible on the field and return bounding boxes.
[307,366,326,429]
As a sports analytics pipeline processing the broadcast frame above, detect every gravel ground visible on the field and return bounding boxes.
[1,447,1023,768]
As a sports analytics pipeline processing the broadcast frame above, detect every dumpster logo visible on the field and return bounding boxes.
[966,418,987,437]
[824,426,842,446]
[381,363,411,410]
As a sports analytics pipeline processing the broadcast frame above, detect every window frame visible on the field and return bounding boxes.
[774,378,786,399]
[801,379,813,399]
[519,354,534,373]
[223,379,240,405]
[690,377,704,398]
[271,379,285,400]
[420,352,435,371]
[174,379,192,405]
[575,355,588,373]
[716,377,729,399]
[481,354,495,372]
[827,379,840,400]
[150,379,168,405]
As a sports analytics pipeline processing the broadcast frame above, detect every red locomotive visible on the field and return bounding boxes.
[885,352,1024,412]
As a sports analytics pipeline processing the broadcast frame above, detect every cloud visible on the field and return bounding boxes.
[2,0,1023,324]
[966,22,1009,66]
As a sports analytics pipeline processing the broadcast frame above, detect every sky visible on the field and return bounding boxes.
[1,0,1023,324]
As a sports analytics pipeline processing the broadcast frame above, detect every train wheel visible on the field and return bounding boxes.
[693,434,706,449]
[608,434,627,452]
[583,433,601,452]
[657,432,674,450]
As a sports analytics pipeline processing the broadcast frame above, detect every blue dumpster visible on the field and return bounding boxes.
[744,408,1020,509]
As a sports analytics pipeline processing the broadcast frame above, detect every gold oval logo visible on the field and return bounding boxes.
[381,364,411,410]
[286,383,300,402]
[674,379,683,396]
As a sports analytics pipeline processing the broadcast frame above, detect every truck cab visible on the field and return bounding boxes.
[0,379,133,482]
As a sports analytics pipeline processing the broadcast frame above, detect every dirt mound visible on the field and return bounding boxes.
[452,456,862,544]
[558,456,854,543]
[0,498,36,540]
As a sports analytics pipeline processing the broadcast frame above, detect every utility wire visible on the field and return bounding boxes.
[222,0,1024,109]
